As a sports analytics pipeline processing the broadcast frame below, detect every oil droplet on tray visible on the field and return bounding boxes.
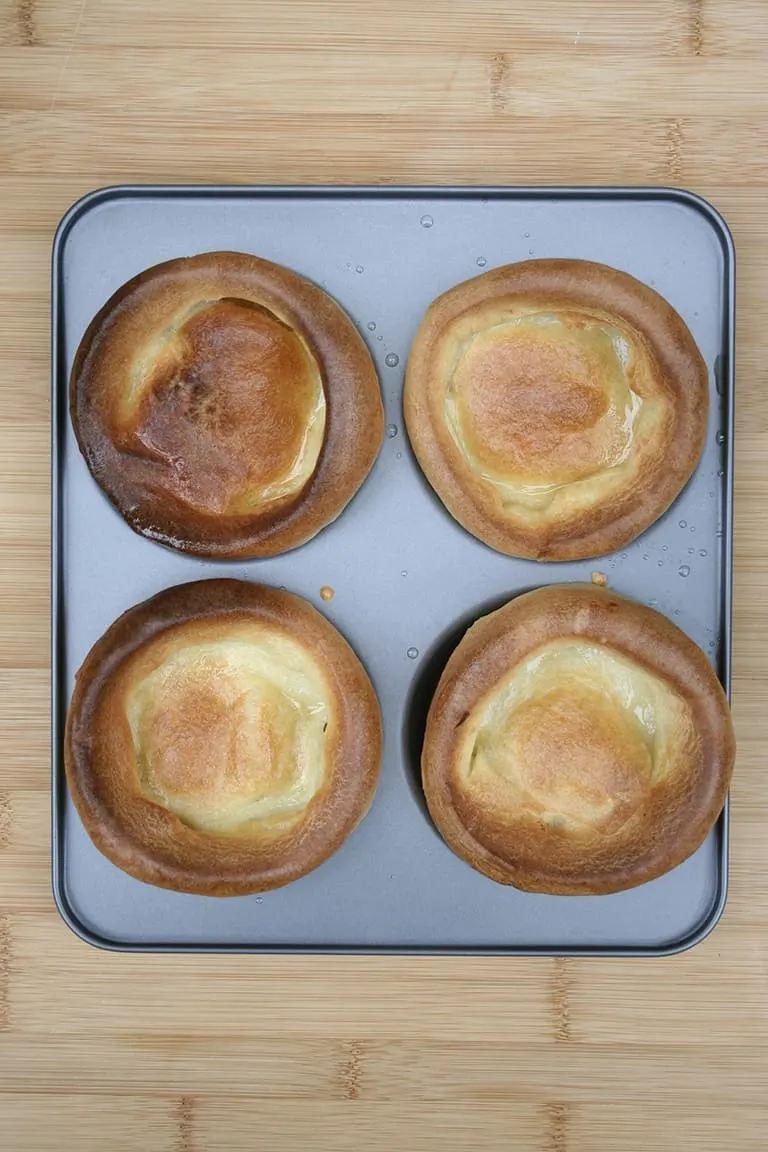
[476,256,487,267]
[699,549,707,557]
[679,520,687,528]
[717,431,725,444]
[367,321,376,331]
[385,353,400,368]
[320,586,335,601]
[420,214,434,228]
[678,565,691,578]
[407,647,419,659]
[401,570,408,577]
[355,265,364,273]
[386,423,398,438]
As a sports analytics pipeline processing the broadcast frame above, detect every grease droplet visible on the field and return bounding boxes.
[395,451,402,459]
[385,352,400,367]
[367,321,376,331]
[688,548,695,554]
[376,334,383,341]
[642,553,648,560]
[386,423,398,438]
[400,570,407,577]
[407,647,419,659]
[621,552,628,559]
[420,214,434,228]
[717,431,725,444]
[678,565,691,577]
[476,256,487,267]
[662,545,669,552]
[320,586,335,602]
[648,598,658,606]
[657,561,663,567]
[690,526,696,533]
[355,265,364,273]
[679,519,687,528]
[528,248,534,255]
[256,897,263,904]
[699,549,707,557]
[524,231,531,238]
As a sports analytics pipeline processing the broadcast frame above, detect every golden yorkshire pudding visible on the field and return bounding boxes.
[65,580,382,895]
[421,584,734,895]
[404,259,709,560]
[70,252,383,557]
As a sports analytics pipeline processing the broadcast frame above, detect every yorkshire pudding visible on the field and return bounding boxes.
[405,259,709,560]
[421,584,734,894]
[65,579,382,895]
[71,252,383,557]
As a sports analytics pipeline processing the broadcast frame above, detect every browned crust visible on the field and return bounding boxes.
[70,251,384,557]
[422,584,735,895]
[65,579,383,895]
[404,259,709,560]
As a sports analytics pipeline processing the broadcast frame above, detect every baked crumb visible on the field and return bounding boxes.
[591,571,608,586]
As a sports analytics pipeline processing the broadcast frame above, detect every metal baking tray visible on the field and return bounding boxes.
[51,186,734,955]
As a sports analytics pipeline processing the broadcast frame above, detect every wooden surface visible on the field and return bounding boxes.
[1,2,767,1148]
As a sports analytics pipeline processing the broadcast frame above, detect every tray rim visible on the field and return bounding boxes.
[50,183,735,957]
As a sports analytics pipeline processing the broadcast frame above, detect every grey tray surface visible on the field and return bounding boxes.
[52,186,734,954]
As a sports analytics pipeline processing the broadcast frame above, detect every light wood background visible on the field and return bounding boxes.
[1,2,767,1149]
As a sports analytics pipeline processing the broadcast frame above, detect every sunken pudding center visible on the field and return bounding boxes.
[125,298,326,516]
[126,631,331,835]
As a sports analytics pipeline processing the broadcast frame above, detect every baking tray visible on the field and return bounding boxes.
[51,186,734,955]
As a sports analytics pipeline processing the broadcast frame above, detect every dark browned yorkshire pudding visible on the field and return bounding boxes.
[71,252,383,557]
[422,584,734,895]
[65,580,382,895]
[405,259,709,560]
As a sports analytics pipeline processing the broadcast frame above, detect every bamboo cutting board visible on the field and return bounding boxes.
[1,2,767,1149]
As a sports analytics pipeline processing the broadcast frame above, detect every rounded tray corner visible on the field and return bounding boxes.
[52,868,126,953]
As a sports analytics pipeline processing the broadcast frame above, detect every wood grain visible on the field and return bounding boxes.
[1,1,768,1148]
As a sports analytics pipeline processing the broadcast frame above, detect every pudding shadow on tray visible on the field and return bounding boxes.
[401,588,540,829]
